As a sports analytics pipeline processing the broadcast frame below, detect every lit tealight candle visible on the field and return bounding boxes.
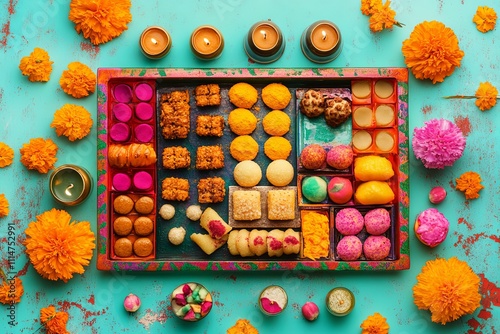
[139,26,172,59]
[190,25,224,60]
[244,20,285,64]
[301,20,343,63]
[49,164,92,206]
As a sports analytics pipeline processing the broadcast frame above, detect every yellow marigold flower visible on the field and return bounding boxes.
[0,194,9,217]
[360,312,390,334]
[0,271,24,305]
[402,21,465,84]
[361,0,383,16]
[51,104,93,141]
[24,208,95,282]
[456,171,484,200]
[368,0,402,32]
[69,0,132,45]
[413,257,481,324]
[59,61,96,98]
[19,138,58,174]
[475,81,498,111]
[18,47,53,82]
[473,6,497,33]
[0,142,14,168]
[40,305,70,334]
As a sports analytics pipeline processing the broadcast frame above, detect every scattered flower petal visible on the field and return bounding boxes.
[40,305,70,334]
[0,194,9,218]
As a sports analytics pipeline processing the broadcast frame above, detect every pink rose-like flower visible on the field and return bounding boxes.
[412,118,466,169]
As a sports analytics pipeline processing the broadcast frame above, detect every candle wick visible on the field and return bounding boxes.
[151,37,158,45]
[322,30,327,40]
[203,37,210,46]
[260,30,267,40]
[65,183,74,196]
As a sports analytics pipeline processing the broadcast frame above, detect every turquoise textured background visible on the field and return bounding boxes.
[0,1,499,333]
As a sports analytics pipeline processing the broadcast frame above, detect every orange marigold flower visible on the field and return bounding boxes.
[69,0,132,45]
[413,257,481,324]
[40,305,70,334]
[473,6,497,33]
[0,271,24,305]
[24,208,95,282]
[361,0,383,16]
[0,142,14,168]
[18,47,53,82]
[368,1,402,32]
[51,104,93,141]
[455,171,484,200]
[59,62,96,98]
[475,81,498,111]
[402,21,465,84]
[19,138,58,174]
[360,312,390,334]
[0,194,9,218]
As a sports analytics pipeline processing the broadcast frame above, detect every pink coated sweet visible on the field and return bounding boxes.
[326,144,354,170]
[133,171,153,191]
[112,173,131,192]
[336,235,362,261]
[113,84,133,103]
[110,123,130,142]
[135,83,153,101]
[363,235,391,260]
[335,208,364,236]
[135,102,154,121]
[113,103,133,122]
[415,208,449,247]
[134,124,154,143]
[364,208,391,235]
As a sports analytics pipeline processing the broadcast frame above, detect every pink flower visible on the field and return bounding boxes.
[412,119,466,169]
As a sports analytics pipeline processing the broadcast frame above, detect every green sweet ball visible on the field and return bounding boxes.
[302,176,328,203]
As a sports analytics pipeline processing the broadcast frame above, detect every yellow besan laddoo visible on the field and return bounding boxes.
[228,82,258,109]
[262,110,291,136]
[266,159,294,186]
[230,135,259,161]
[228,108,258,135]
[233,160,262,187]
[264,136,292,160]
[262,83,292,110]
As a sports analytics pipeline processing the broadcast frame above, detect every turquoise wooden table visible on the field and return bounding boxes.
[1,1,499,333]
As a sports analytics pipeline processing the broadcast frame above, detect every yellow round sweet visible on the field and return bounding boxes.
[230,135,259,161]
[266,159,294,187]
[262,110,291,136]
[228,82,258,108]
[262,83,292,110]
[228,108,257,135]
[264,136,292,160]
[354,181,395,205]
[233,160,262,187]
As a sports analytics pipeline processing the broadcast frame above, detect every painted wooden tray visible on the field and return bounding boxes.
[96,68,410,271]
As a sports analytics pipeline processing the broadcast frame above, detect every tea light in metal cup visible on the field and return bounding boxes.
[244,20,285,64]
[258,285,288,316]
[190,25,224,60]
[301,20,342,63]
[140,26,172,59]
[49,164,92,206]
[326,287,355,316]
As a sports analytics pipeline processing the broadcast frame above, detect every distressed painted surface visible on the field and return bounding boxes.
[0,1,498,333]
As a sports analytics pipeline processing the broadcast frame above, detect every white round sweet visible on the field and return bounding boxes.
[159,204,175,220]
[186,205,203,221]
[168,227,186,245]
